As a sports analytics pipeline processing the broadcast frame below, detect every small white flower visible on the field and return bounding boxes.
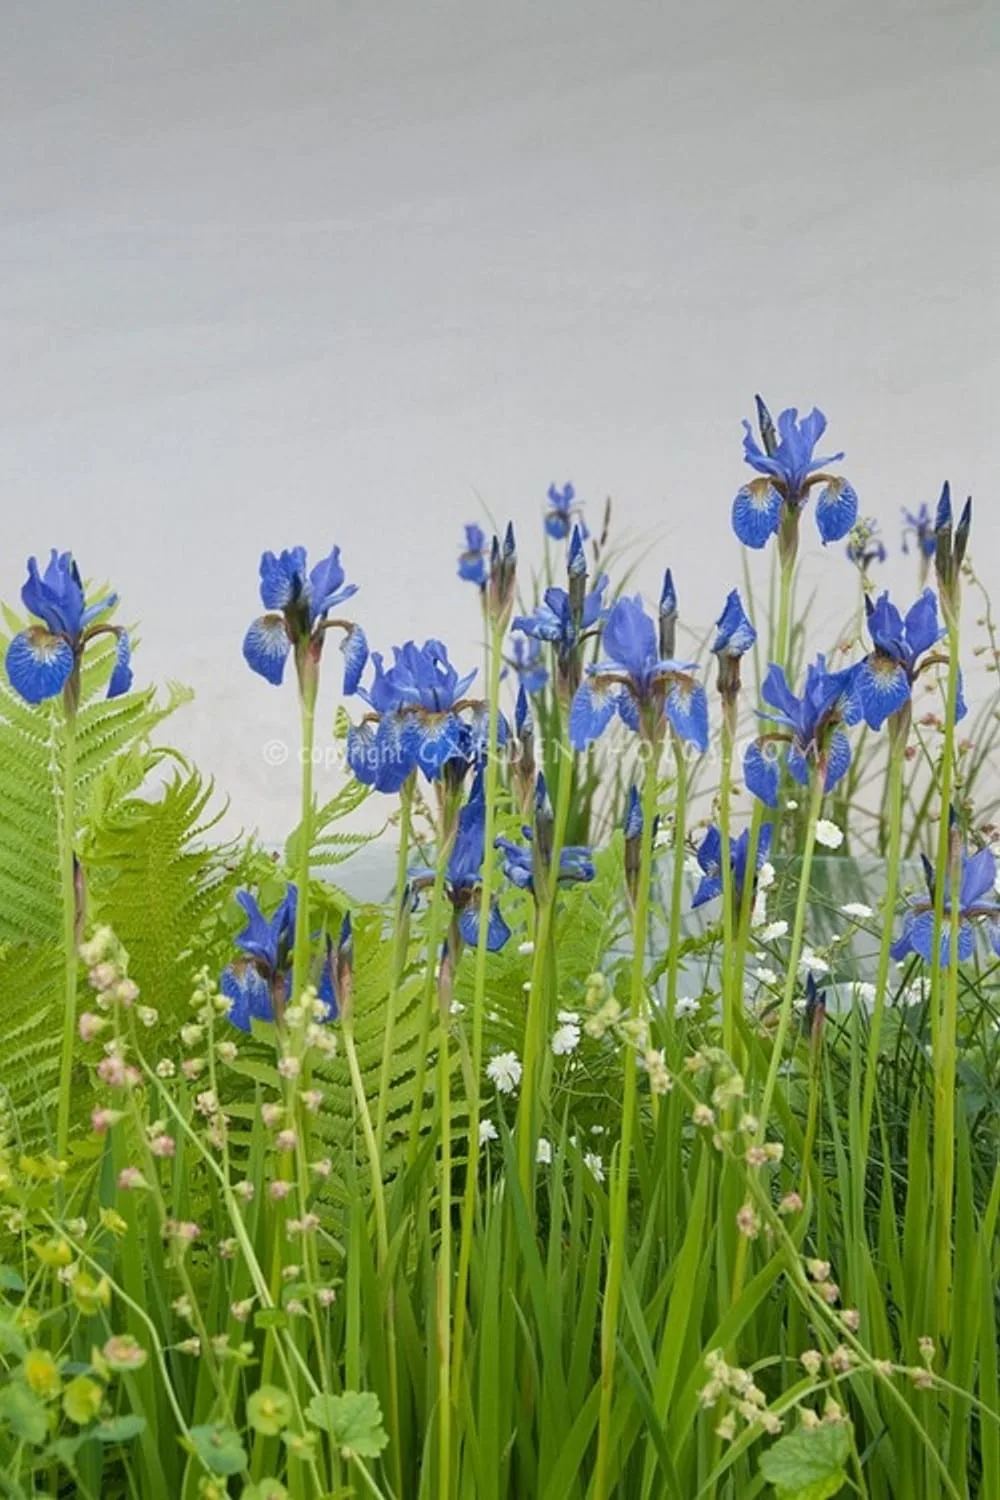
[815,819,844,850]
[518,940,535,956]
[450,1000,465,1015]
[584,1152,604,1183]
[758,862,776,890]
[551,1020,581,1056]
[799,948,829,977]
[755,967,778,985]
[675,996,700,1019]
[478,1119,498,1146]
[854,982,877,1005]
[841,902,874,920]
[751,891,768,928]
[786,799,799,811]
[758,920,788,943]
[536,1137,552,1164]
[487,1051,522,1095]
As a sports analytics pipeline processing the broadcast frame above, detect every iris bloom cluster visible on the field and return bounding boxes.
[347,639,505,793]
[495,773,595,896]
[892,845,1000,967]
[243,545,365,696]
[692,823,774,912]
[855,589,964,733]
[411,772,511,952]
[220,886,342,1031]
[744,657,861,806]
[570,594,709,752]
[6,551,132,710]
[513,527,607,698]
[732,397,857,554]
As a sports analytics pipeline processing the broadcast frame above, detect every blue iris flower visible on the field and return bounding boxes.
[743,656,862,806]
[692,823,773,910]
[412,773,511,950]
[220,886,298,1031]
[545,482,587,541]
[855,589,964,731]
[495,830,595,892]
[511,635,548,694]
[569,594,709,752]
[243,545,365,692]
[713,590,756,658]
[891,846,1000,966]
[5,551,132,707]
[348,639,505,791]
[458,524,489,587]
[512,574,607,667]
[901,503,936,559]
[732,399,857,549]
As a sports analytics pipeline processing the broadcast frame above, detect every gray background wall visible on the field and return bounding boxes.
[2,0,997,840]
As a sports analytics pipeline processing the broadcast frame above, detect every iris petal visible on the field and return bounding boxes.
[743,741,779,807]
[822,729,852,792]
[814,479,858,544]
[732,480,782,549]
[220,961,273,1032]
[691,874,723,909]
[340,624,368,696]
[108,631,133,699]
[243,614,291,685]
[666,679,709,752]
[569,678,619,751]
[5,628,75,704]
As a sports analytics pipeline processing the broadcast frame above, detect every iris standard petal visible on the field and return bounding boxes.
[5,628,75,704]
[814,479,859,544]
[743,741,779,807]
[602,596,657,679]
[903,589,941,660]
[259,548,307,610]
[308,546,347,618]
[243,614,291,685]
[960,847,997,909]
[760,662,802,726]
[107,631,133,699]
[732,480,782,549]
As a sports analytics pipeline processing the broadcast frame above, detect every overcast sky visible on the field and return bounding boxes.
[2,0,997,843]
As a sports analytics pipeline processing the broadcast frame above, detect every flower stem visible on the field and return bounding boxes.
[594,748,659,1500]
[859,741,905,1155]
[343,1019,402,1499]
[758,772,824,1140]
[719,722,737,1063]
[406,825,454,1170]
[516,743,573,1199]
[665,735,687,1036]
[376,773,414,1154]
[930,618,962,1338]
[436,980,454,1500]
[452,618,504,1394]
[291,688,317,1003]
[55,711,78,1169]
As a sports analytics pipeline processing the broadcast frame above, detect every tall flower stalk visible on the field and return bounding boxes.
[55,717,79,1171]
[927,484,972,1336]
[376,772,414,1152]
[594,749,659,1500]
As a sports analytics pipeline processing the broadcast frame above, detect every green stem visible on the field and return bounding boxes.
[406,822,455,1170]
[758,772,824,1140]
[930,619,962,1337]
[343,1020,402,1500]
[665,736,687,1035]
[516,746,573,1199]
[292,689,317,1003]
[719,723,737,1063]
[859,740,905,1155]
[453,618,504,1393]
[376,773,414,1154]
[55,712,79,1168]
[436,984,453,1500]
[594,749,659,1500]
